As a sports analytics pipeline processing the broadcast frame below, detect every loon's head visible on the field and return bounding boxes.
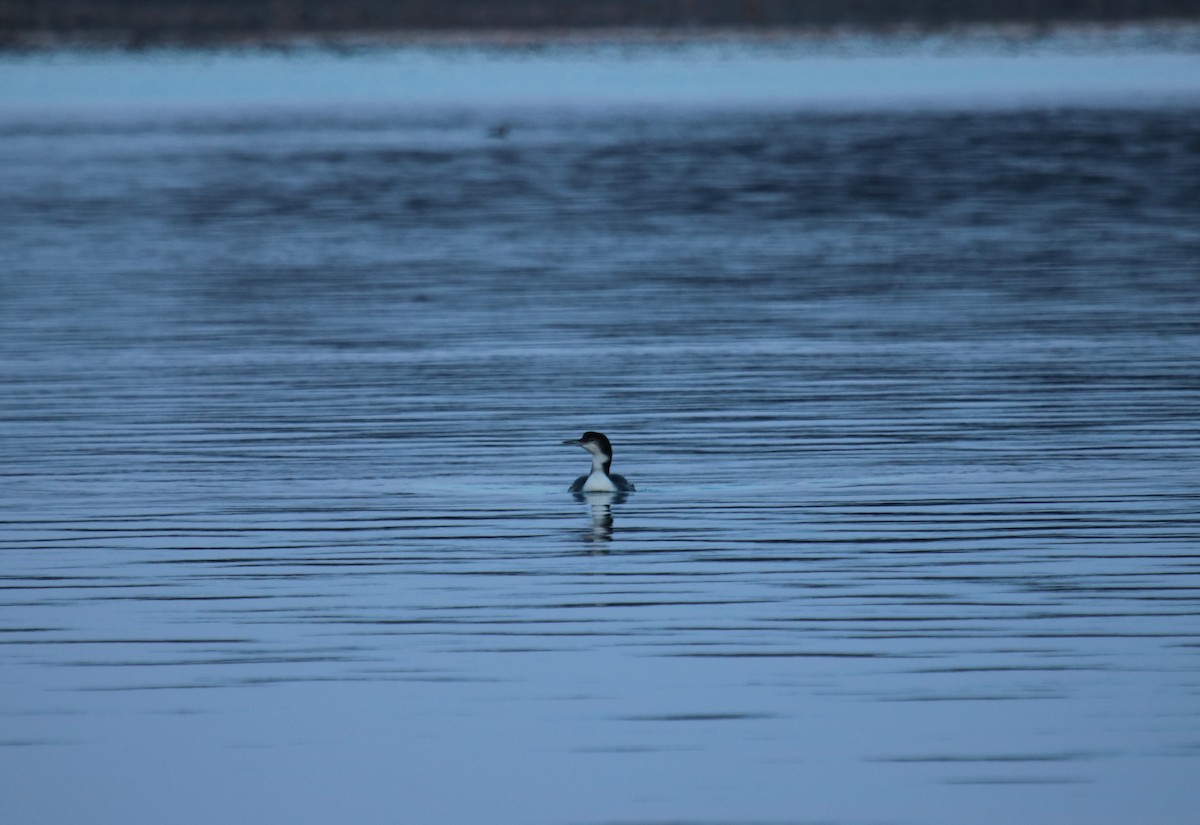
[563,431,614,471]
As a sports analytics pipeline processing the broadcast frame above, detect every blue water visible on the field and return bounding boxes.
[2,36,1200,825]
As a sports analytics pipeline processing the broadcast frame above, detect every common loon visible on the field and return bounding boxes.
[563,431,636,493]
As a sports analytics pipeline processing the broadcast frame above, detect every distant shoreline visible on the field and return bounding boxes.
[6,19,1200,54]
[4,0,1200,51]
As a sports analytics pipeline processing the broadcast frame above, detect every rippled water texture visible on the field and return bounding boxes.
[2,45,1200,825]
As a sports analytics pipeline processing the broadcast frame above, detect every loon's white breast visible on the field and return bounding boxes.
[580,469,619,493]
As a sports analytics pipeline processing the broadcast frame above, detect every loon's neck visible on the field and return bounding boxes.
[581,455,617,492]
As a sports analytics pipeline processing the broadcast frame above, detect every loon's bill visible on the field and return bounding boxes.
[563,431,636,493]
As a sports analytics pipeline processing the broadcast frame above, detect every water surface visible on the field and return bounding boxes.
[2,42,1200,825]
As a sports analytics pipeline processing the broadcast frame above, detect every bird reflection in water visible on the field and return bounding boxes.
[572,490,631,547]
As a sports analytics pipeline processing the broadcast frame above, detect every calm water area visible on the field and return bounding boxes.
[2,32,1200,825]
